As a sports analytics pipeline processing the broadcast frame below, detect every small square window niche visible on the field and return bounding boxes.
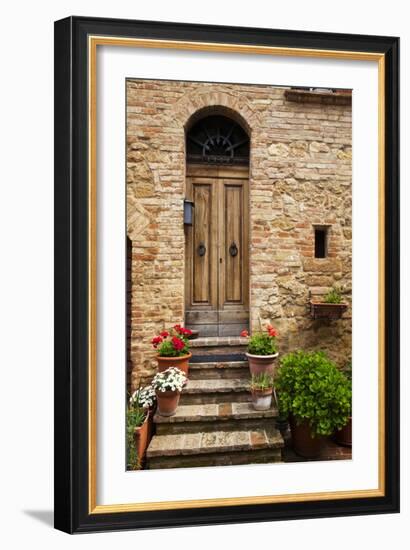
[314,226,329,258]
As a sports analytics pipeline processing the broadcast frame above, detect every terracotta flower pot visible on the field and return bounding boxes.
[155,390,181,417]
[133,410,152,465]
[246,352,279,376]
[251,388,273,411]
[335,416,352,447]
[289,416,323,458]
[156,353,192,376]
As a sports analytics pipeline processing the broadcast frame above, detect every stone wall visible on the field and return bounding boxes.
[127,80,352,389]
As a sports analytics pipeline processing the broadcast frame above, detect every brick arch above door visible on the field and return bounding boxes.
[171,88,261,135]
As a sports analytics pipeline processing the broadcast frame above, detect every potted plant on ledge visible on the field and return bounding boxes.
[152,367,187,417]
[127,384,156,469]
[310,286,348,320]
[152,324,193,376]
[250,373,275,411]
[244,324,279,376]
[275,351,351,458]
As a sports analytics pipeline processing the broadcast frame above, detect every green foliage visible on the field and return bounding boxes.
[323,287,343,304]
[157,340,179,357]
[126,407,146,470]
[248,332,277,356]
[275,351,352,436]
[250,372,274,390]
[157,339,189,357]
[342,359,352,381]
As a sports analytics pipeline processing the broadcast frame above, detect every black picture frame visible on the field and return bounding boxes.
[54,16,400,534]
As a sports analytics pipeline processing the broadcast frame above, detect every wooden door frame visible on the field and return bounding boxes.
[184,163,250,329]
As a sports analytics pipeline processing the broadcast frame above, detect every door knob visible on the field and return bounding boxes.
[197,242,206,257]
[229,242,238,257]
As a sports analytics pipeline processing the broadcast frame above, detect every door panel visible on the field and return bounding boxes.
[185,178,218,310]
[223,185,243,304]
[192,184,211,303]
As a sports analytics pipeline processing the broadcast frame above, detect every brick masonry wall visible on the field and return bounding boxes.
[126,80,352,389]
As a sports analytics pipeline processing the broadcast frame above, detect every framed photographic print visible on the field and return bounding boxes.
[54,16,400,533]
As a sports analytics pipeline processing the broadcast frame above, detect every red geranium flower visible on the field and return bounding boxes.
[182,328,192,336]
[151,336,163,348]
[171,336,185,351]
[160,330,169,338]
[266,324,273,331]
[268,328,278,337]
[173,324,183,334]
[240,329,249,337]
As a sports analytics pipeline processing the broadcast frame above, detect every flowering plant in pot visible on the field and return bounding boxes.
[151,367,187,417]
[275,351,351,458]
[243,324,278,376]
[126,385,156,470]
[310,286,348,320]
[151,324,193,375]
[129,384,157,411]
[250,372,275,411]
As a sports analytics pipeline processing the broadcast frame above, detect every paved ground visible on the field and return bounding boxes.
[281,429,352,462]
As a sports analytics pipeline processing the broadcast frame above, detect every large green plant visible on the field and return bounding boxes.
[275,351,351,436]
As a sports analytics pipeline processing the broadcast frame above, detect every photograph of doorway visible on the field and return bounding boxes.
[126,78,353,471]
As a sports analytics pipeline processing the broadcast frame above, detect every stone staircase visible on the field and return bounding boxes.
[146,337,284,469]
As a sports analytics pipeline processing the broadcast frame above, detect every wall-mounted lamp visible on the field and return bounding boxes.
[183,199,195,226]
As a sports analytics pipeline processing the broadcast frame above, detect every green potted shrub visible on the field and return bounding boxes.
[243,324,279,376]
[250,373,275,411]
[151,367,187,417]
[310,286,348,320]
[275,351,352,458]
[335,361,352,446]
[127,385,156,469]
[152,324,193,376]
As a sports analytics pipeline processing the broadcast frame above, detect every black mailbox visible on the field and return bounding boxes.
[183,199,194,225]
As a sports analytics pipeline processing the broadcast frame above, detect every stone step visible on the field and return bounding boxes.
[189,336,249,348]
[155,401,278,435]
[189,336,248,359]
[191,352,247,363]
[189,361,249,380]
[180,378,250,405]
[186,323,249,337]
[146,427,284,469]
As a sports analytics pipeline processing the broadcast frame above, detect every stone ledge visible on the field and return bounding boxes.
[303,258,342,273]
[284,89,352,106]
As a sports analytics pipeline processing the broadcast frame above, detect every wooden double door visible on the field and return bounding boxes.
[185,165,249,336]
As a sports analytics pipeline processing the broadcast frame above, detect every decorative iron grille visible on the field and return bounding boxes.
[186,115,249,165]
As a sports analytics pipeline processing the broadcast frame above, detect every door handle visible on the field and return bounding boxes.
[229,242,238,257]
[197,242,206,257]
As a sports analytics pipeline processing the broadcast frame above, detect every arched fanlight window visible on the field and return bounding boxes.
[186,115,249,165]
